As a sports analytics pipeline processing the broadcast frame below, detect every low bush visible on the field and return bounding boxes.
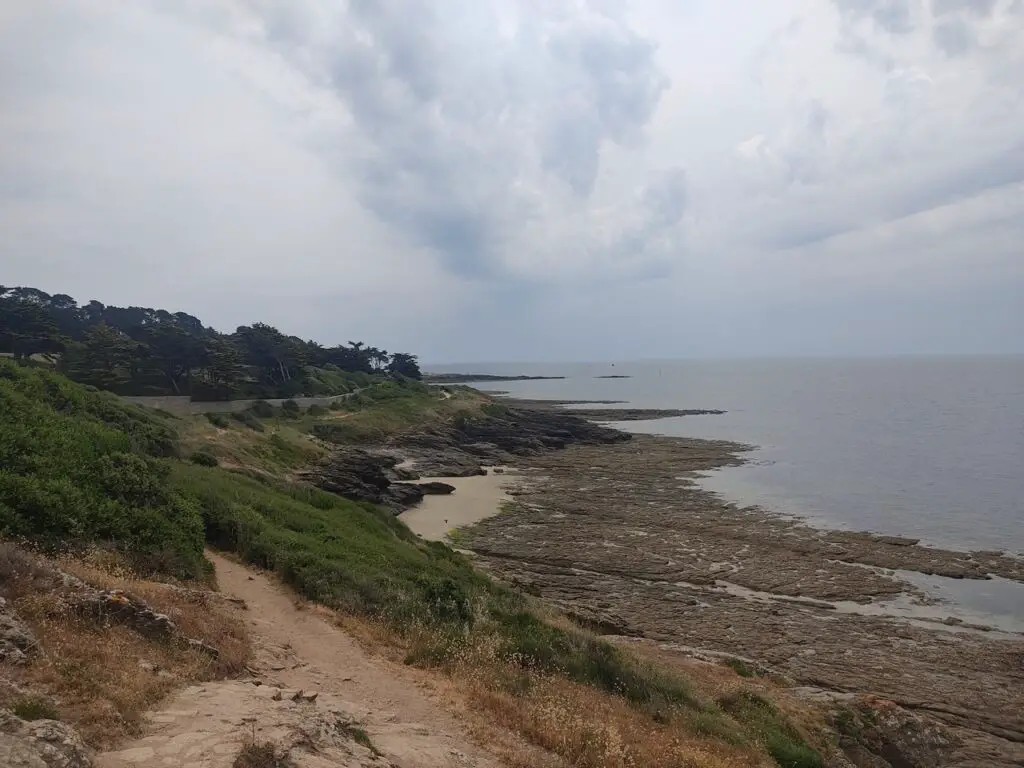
[233,741,293,768]
[280,400,300,418]
[189,450,219,467]
[11,695,59,721]
[205,412,230,428]
[249,400,275,418]
[231,410,265,432]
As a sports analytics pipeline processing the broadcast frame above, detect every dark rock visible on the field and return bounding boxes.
[560,408,726,421]
[418,482,456,495]
[300,448,401,503]
[406,450,487,478]
[386,466,420,481]
[386,483,425,509]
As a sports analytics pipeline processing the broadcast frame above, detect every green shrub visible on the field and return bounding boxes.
[723,657,756,678]
[12,696,59,721]
[280,400,300,418]
[205,412,230,428]
[249,400,274,418]
[189,450,219,467]
[306,404,328,417]
[231,410,265,432]
[0,361,205,579]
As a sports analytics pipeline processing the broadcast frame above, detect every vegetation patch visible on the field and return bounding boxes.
[233,740,294,768]
[336,721,381,755]
[718,691,824,768]
[189,450,219,467]
[205,412,230,428]
[0,361,204,578]
[11,695,59,721]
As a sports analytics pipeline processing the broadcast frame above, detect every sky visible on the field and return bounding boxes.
[1,0,1022,363]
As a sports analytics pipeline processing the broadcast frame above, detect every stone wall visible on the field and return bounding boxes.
[121,392,357,416]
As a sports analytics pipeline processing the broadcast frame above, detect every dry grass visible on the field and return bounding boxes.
[468,672,771,768]
[0,546,250,749]
[178,416,327,476]
[334,615,786,768]
[233,740,294,768]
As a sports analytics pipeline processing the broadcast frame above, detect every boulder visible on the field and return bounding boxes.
[418,482,456,495]
[0,598,36,664]
[833,698,961,768]
[385,483,425,509]
[0,710,93,768]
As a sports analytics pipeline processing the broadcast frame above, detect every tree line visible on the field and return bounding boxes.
[0,285,421,399]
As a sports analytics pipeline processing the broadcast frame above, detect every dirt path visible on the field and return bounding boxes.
[98,552,506,768]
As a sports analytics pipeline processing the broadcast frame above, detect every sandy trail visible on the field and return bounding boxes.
[399,470,515,542]
[98,551,504,768]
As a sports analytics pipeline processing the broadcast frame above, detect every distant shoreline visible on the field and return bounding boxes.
[424,373,566,383]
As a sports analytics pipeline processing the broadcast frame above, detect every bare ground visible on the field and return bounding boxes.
[98,552,528,768]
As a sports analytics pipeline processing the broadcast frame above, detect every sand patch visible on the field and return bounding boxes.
[399,469,515,542]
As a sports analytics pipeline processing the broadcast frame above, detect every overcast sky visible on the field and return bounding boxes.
[1,1,1021,363]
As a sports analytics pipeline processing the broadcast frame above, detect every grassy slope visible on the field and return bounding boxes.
[0,361,205,578]
[0,363,825,767]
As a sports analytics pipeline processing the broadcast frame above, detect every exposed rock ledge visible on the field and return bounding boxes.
[304,404,629,510]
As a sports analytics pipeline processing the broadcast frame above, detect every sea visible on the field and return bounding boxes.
[427,356,1024,624]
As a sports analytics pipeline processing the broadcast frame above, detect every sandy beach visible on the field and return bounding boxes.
[399,468,516,542]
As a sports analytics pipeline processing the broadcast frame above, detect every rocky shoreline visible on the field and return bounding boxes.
[300,396,1024,766]
[455,410,1024,767]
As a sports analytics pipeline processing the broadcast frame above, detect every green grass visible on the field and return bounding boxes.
[310,381,481,444]
[718,691,824,768]
[172,461,492,620]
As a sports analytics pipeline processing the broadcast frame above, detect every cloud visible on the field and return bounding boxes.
[0,0,1022,361]
[217,0,676,280]
[832,0,919,33]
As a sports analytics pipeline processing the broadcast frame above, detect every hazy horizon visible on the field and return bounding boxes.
[2,2,1021,362]
[424,351,1024,367]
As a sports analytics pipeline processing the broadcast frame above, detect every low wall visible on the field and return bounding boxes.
[121,392,355,416]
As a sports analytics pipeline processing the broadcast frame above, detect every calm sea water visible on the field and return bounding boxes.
[428,357,1024,556]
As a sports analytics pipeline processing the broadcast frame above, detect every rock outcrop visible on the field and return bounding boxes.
[0,709,93,768]
[392,405,631,477]
[298,448,427,512]
[304,405,630,510]
[418,482,456,495]
[0,598,36,664]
